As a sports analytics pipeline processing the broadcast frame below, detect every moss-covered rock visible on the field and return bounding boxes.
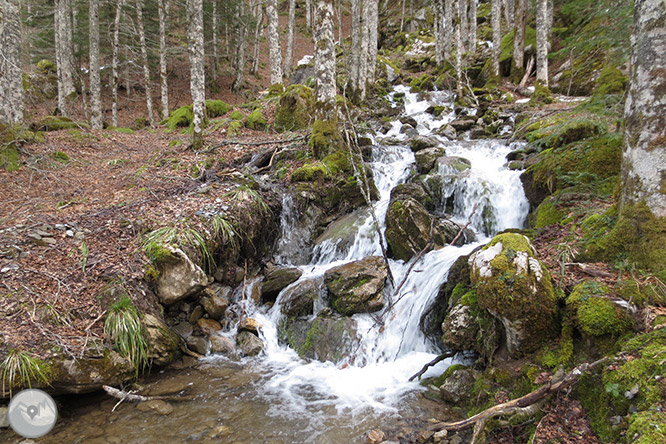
[280,315,358,362]
[291,161,328,183]
[309,119,344,158]
[205,100,232,117]
[274,85,314,132]
[36,59,57,74]
[164,105,194,130]
[594,65,628,95]
[566,281,632,338]
[280,278,320,318]
[261,267,303,303]
[469,233,558,357]
[529,81,554,106]
[30,116,86,132]
[324,256,387,315]
[533,197,566,228]
[389,183,434,211]
[245,109,267,130]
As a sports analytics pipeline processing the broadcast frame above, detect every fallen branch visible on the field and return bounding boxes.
[449,203,477,247]
[428,357,608,435]
[409,351,457,381]
[103,385,193,403]
[204,135,307,152]
[565,262,615,279]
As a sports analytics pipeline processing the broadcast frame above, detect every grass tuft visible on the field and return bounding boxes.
[1,350,52,396]
[104,294,151,376]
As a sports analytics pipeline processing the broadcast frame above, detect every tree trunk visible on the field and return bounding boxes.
[0,0,24,124]
[458,0,468,52]
[546,0,553,47]
[232,0,248,92]
[366,0,378,84]
[111,0,124,127]
[187,0,205,149]
[306,0,311,30]
[158,0,169,119]
[468,0,476,53]
[55,0,75,116]
[89,0,102,129]
[359,0,369,100]
[313,0,336,120]
[251,0,263,75]
[621,0,666,218]
[350,0,361,91]
[434,0,443,65]
[454,0,463,97]
[512,0,526,82]
[336,0,342,43]
[535,0,549,87]
[266,0,282,85]
[490,0,501,80]
[212,0,218,81]
[444,0,453,56]
[284,0,296,77]
[136,0,154,126]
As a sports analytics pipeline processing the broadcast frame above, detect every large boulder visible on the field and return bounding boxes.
[469,233,558,357]
[389,183,434,211]
[280,315,358,363]
[143,314,180,366]
[50,351,135,394]
[274,85,314,131]
[261,267,303,303]
[314,208,371,258]
[324,256,387,315]
[410,135,439,152]
[441,304,477,351]
[154,245,208,305]
[236,331,263,356]
[414,147,447,174]
[439,367,477,403]
[280,278,321,318]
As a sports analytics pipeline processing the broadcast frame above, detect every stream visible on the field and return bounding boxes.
[13,87,529,444]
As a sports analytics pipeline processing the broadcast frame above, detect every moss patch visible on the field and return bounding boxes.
[245,109,267,130]
[309,119,344,158]
[274,85,314,132]
[205,100,232,117]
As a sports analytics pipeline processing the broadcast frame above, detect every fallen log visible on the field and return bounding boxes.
[102,385,193,403]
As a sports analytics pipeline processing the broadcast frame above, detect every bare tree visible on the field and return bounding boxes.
[305,0,311,30]
[434,0,444,65]
[458,0,468,52]
[89,0,102,128]
[284,0,296,77]
[468,0,476,53]
[0,0,24,124]
[250,0,264,75]
[359,0,369,99]
[55,0,75,116]
[266,0,282,84]
[232,0,248,92]
[490,0,501,80]
[350,0,361,90]
[212,0,218,82]
[512,0,526,82]
[444,0,453,55]
[158,0,170,119]
[187,0,205,148]
[365,0,378,84]
[454,0,463,97]
[313,0,336,120]
[111,0,124,127]
[136,0,154,126]
[535,0,549,87]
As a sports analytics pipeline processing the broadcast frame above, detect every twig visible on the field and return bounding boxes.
[408,351,456,381]
[448,203,477,247]
[204,135,307,152]
[103,385,194,404]
[85,310,107,331]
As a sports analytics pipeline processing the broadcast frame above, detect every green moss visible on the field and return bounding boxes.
[107,126,136,134]
[245,109,267,130]
[595,65,628,95]
[267,83,285,96]
[322,150,351,174]
[36,59,57,74]
[274,85,314,132]
[627,411,666,444]
[409,74,434,92]
[0,144,20,171]
[227,120,243,136]
[229,110,245,121]
[309,119,343,158]
[205,100,232,117]
[291,162,328,183]
[529,81,554,106]
[533,198,566,228]
[429,364,468,388]
[31,116,85,132]
[50,150,70,163]
[164,105,194,130]
[567,281,631,337]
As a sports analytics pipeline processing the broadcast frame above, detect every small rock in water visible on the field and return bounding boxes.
[238,317,261,335]
[186,336,209,355]
[366,429,385,444]
[197,318,222,336]
[236,331,263,356]
[207,425,231,438]
[189,305,205,324]
[136,400,173,415]
[210,335,235,354]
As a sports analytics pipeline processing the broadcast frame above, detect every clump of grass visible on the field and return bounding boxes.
[210,214,238,248]
[104,294,150,376]
[142,225,215,273]
[1,350,52,396]
[225,185,271,215]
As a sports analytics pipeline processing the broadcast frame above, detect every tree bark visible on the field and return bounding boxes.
[468,0,476,53]
[187,0,205,148]
[0,0,24,124]
[251,0,263,75]
[350,0,361,91]
[284,0,296,77]
[306,0,312,29]
[621,0,666,218]
[365,0,378,84]
[55,0,75,116]
[136,0,154,126]
[512,0,526,82]
[535,0,549,87]
[444,0,453,56]
[89,0,102,129]
[434,0,444,65]
[454,0,463,97]
[212,0,218,82]
[232,0,248,92]
[266,0,282,85]
[313,0,336,120]
[491,0,501,79]
[458,0,468,52]
[158,0,170,119]
[359,0,369,99]
[111,0,124,127]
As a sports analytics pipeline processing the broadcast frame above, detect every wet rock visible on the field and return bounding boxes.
[379,136,405,145]
[434,124,457,140]
[324,256,387,315]
[201,285,231,320]
[400,124,418,137]
[236,331,263,356]
[390,183,434,211]
[469,233,558,357]
[441,304,477,351]
[189,305,205,324]
[186,336,209,355]
[197,318,221,336]
[171,322,193,339]
[414,147,446,174]
[450,118,475,131]
[281,315,358,362]
[469,126,487,139]
[143,314,179,366]
[400,116,418,127]
[155,246,208,305]
[50,351,135,394]
[0,407,8,428]
[439,367,476,403]
[366,429,385,444]
[209,335,235,354]
[435,156,472,175]
[281,278,321,317]
[410,135,439,152]
[315,207,371,255]
[261,267,303,303]
[508,160,524,170]
[238,317,261,335]
[137,400,173,415]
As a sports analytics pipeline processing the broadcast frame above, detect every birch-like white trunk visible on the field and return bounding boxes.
[365,0,378,84]
[232,0,248,92]
[458,0,468,52]
[468,0,476,53]
[0,0,24,124]
[284,0,295,77]
[266,0,282,84]
[350,0,361,90]
[313,0,336,120]
[434,0,443,65]
[359,0,369,100]
[251,0,263,75]
[621,0,666,217]
[305,0,311,29]
[212,0,218,81]
[111,0,124,127]
[89,0,102,128]
[55,0,75,116]
[535,0,549,86]
[136,0,154,126]
[444,0,453,56]
[158,0,169,119]
[490,0,501,79]
[512,0,526,80]
[187,0,205,148]
[454,0,463,98]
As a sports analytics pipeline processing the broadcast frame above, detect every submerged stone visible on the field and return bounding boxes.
[280,315,358,363]
[261,267,303,303]
[324,256,387,315]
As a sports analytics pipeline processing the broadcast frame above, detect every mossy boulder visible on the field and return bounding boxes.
[414,146,446,174]
[532,197,566,228]
[261,267,303,303]
[469,233,558,357]
[151,245,209,305]
[309,119,344,158]
[389,183,434,211]
[280,314,358,363]
[594,65,628,96]
[280,278,321,318]
[566,281,632,338]
[291,162,328,183]
[529,81,554,106]
[245,109,267,130]
[324,256,387,315]
[205,100,232,117]
[274,85,314,132]
[236,331,263,356]
[438,366,477,404]
[30,116,86,132]
[164,105,194,130]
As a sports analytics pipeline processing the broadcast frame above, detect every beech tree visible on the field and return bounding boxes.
[350,0,361,91]
[0,0,24,124]
[136,0,154,126]
[512,0,527,82]
[467,0,476,53]
[490,0,501,80]
[313,0,336,120]
[158,0,170,119]
[232,0,248,92]
[454,0,463,97]
[89,0,102,128]
[535,0,549,87]
[365,0,378,84]
[284,0,295,77]
[266,0,282,85]
[55,0,76,116]
[187,0,205,148]
[111,0,124,127]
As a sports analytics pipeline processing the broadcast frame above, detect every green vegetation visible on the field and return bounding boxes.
[142,225,214,273]
[104,294,151,376]
[31,116,86,132]
[274,85,314,131]
[205,100,232,117]
[1,350,53,396]
[245,109,267,130]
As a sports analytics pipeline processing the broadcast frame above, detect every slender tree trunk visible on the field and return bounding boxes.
[535,0,549,87]
[266,0,282,84]
[187,0,205,148]
[468,0,476,53]
[306,0,311,29]
[89,0,102,128]
[350,0,361,91]
[136,0,154,126]
[444,0,453,56]
[55,0,75,116]
[0,0,24,124]
[455,0,463,97]
[112,0,124,127]
[284,0,295,77]
[212,0,219,81]
[251,0,263,75]
[400,0,405,32]
[434,0,443,65]
[621,0,666,218]
[232,0,248,92]
[458,0,468,52]
[313,0,336,120]
[501,0,511,28]
[546,0,553,48]
[336,0,342,43]
[359,0,369,100]
[158,0,169,119]
[366,0,378,84]
[512,0,526,82]
[491,0,501,80]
